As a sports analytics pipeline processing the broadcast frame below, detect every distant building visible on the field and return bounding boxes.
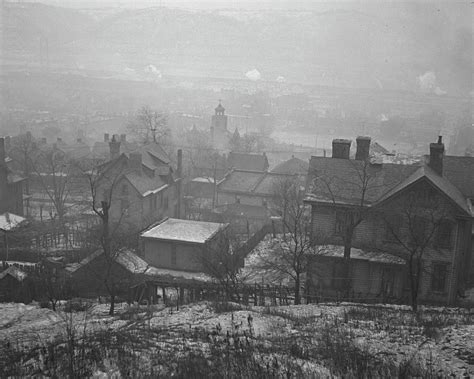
[210,102,231,150]
[140,218,229,273]
[270,156,309,175]
[227,151,269,171]
[0,137,26,216]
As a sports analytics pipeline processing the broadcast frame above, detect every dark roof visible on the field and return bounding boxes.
[441,156,474,199]
[376,165,472,215]
[124,172,168,196]
[271,157,309,175]
[305,156,420,205]
[213,203,278,219]
[219,170,264,193]
[219,169,305,196]
[227,152,269,171]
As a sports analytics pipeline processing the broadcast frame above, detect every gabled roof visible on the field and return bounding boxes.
[0,266,28,282]
[124,172,167,197]
[66,249,150,275]
[140,218,228,244]
[376,165,472,215]
[271,157,309,175]
[313,245,405,265]
[305,156,420,205]
[227,152,269,171]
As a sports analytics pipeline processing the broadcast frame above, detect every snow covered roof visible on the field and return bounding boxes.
[0,212,26,231]
[315,245,405,265]
[140,218,228,244]
[144,266,213,282]
[0,266,28,282]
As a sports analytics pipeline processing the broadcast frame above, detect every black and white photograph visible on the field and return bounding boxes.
[0,0,473,377]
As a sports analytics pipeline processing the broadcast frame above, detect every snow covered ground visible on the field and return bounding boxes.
[1,301,472,377]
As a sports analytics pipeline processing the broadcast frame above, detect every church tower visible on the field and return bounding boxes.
[211,101,228,134]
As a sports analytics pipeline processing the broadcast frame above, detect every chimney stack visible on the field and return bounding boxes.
[104,133,109,142]
[109,134,121,161]
[355,136,371,161]
[129,152,142,174]
[332,139,351,159]
[429,136,444,176]
[177,149,183,178]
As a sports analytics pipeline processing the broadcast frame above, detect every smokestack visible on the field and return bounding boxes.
[120,134,126,143]
[355,136,371,161]
[104,133,110,142]
[177,149,183,178]
[332,139,351,159]
[129,152,142,174]
[429,136,444,176]
[109,135,121,161]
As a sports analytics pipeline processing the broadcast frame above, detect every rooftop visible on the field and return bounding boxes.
[227,151,269,171]
[140,218,228,244]
[314,245,405,265]
[0,266,28,282]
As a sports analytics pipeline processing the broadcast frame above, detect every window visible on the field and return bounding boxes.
[385,214,402,242]
[436,219,454,249]
[431,262,449,293]
[171,245,177,266]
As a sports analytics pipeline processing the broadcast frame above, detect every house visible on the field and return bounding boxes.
[217,169,306,208]
[304,136,474,305]
[270,156,309,175]
[140,218,229,273]
[227,151,269,172]
[0,137,26,216]
[96,136,183,230]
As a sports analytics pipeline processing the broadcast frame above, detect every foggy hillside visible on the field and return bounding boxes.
[2,2,472,95]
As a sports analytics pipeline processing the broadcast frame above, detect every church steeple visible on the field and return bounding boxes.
[215,100,225,116]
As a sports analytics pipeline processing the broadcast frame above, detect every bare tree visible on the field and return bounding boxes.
[77,159,135,315]
[381,188,452,312]
[31,147,75,224]
[127,106,170,144]
[309,157,388,294]
[256,176,320,304]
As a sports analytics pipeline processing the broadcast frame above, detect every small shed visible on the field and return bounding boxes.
[140,218,229,273]
[0,266,33,302]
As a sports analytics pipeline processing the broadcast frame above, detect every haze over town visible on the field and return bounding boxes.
[0,0,473,377]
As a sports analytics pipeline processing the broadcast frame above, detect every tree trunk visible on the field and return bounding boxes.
[109,294,115,316]
[294,273,301,305]
[343,239,353,297]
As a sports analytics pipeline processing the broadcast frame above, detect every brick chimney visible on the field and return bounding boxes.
[355,136,371,161]
[332,139,351,159]
[104,133,110,142]
[429,136,444,175]
[109,134,121,160]
[129,152,142,174]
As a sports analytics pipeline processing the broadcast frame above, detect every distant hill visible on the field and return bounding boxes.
[2,2,472,96]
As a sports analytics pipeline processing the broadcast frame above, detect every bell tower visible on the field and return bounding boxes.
[211,101,228,133]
